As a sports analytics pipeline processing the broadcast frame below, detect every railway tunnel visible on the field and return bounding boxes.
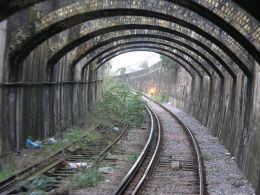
[0,0,259,192]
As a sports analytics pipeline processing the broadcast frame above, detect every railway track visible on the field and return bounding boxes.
[0,125,129,194]
[0,93,206,194]
[113,93,206,195]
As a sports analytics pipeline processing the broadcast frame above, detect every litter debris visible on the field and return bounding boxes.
[65,162,88,169]
[46,137,57,145]
[98,167,114,174]
[112,127,119,131]
[225,152,230,156]
[26,138,41,148]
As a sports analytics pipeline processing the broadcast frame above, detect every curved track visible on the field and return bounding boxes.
[114,93,206,195]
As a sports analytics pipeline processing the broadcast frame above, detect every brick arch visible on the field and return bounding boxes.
[81,43,211,81]
[7,4,258,79]
[5,0,259,65]
[75,41,211,81]
[67,36,214,81]
[46,22,237,79]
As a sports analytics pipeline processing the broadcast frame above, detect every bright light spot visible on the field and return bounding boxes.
[149,87,156,96]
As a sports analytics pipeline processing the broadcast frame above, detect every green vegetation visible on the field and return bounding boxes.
[0,129,100,183]
[24,175,56,195]
[62,167,104,190]
[168,154,173,160]
[0,164,16,181]
[43,129,100,152]
[207,169,219,173]
[87,77,146,128]
[201,153,211,161]
[116,67,126,75]
[152,93,169,103]
[140,61,148,69]
[98,162,115,168]
[127,154,138,162]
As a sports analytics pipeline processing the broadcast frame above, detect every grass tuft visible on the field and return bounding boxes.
[201,153,211,161]
[62,167,104,190]
[127,154,138,162]
[0,164,16,181]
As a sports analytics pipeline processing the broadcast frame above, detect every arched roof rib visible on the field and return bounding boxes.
[102,48,198,79]
[68,42,203,82]
[8,5,257,77]
[68,36,221,80]
[78,42,211,81]
[96,46,200,78]
[232,0,260,21]
[46,23,237,79]
[96,48,197,80]
[2,0,259,54]
[94,46,202,79]
[45,16,246,76]
[69,37,209,74]
[68,39,210,81]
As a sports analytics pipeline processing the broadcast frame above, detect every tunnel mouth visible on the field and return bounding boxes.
[102,51,161,75]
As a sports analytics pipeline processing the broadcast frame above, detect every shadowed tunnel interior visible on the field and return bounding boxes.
[0,0,259,189]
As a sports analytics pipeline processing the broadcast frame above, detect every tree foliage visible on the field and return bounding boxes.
[116,67,126,75]
[140,61,148,69]
[88,77,146,128]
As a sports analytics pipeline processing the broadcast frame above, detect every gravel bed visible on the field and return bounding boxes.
[163,103,255,195]
[142,101,200,194]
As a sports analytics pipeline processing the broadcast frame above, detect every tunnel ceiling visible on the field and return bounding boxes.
[1,0,259,82]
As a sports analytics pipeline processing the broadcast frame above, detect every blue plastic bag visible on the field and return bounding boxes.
[26,139,41,148]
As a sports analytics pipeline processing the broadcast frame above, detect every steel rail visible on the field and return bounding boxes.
[131,104,161,195]
[141,92,205,195]
[93,124,128,166]
[0,125,100,194]
[113,104,161,195]
[0,125,128,194]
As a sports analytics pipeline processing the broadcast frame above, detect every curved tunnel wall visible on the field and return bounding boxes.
[0,0,259,189]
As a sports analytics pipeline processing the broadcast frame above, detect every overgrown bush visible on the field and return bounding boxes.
[87,77,146,128]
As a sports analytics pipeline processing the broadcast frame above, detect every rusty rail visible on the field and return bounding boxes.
[0,124,128,194]
[113,104,161,195]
